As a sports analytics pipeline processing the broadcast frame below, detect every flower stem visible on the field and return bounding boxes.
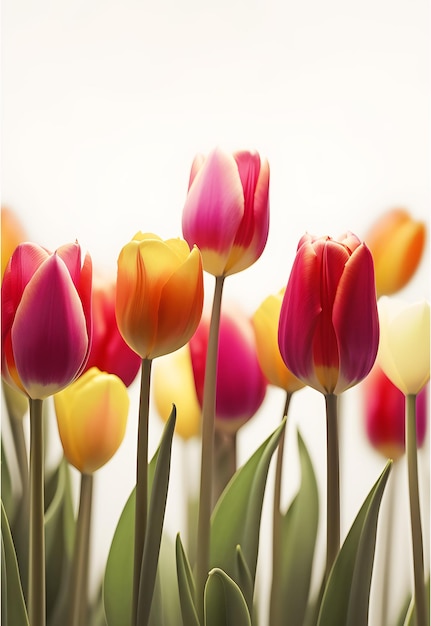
[406,394,427,626]
[28,398,45,626]
[196,275,225,621]
[133,358,152,626]
[325,392,340,581]
[69,472,93,626]
[270,391,292,626]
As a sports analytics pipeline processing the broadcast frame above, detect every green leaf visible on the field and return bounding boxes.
[210,419,286,590]
[176,533,200,626]
[235,545,253,615]
[1,502,29,626]
[401,577,430,626]
[272,430,319,626]
[317,460,392,626]
[104,407,176,626]
[155,533,182,626]
[204,568,251,626]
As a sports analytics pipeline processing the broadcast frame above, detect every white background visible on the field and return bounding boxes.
[2,1,430,624]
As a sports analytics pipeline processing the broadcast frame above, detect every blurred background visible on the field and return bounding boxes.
[2,1,429,624]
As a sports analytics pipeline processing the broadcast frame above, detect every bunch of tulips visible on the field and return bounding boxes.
[1,148,429,626]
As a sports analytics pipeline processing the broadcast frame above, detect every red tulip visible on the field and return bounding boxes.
[84,279,141,386]
[182,148,270,277]
[364,365,428,461]
[189,303,267,432]
[278,232,379,395]
[2,241,92,399]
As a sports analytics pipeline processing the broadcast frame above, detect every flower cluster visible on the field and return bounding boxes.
[1,150,429,626]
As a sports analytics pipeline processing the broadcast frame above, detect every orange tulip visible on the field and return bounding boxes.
[54,367,129,474]
[116,233,204,359]
[365,208,426,297]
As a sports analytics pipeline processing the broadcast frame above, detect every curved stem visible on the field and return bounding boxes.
[269,391,292,626]
[196,275,225,621]
[325,393,340,581]
[133,358,152,626]
[406,394,427,626]
[28,398,45,626]
[69,472,93,626]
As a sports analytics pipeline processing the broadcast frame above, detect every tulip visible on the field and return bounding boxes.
[1,206,28,280]
[116,232,204,360]
[182,148,270,277]
[364,365,428,461]
[153,346,201,440]
[189,304,267,433]
[377,297,430,396]
[2,241,92,399]
[278,232,379,396]
[365,208,426,297]
[54,367,129,473]
[85,278,141,387]
[252,289,305,393]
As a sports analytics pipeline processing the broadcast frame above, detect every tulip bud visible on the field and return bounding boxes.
[363,365,428,461]
[278,232,379,395]
[54,367,129,474]
[377,297,430,395]
[84,278,141,387]
[2,241,92,399]
[116,233,204,360]
[153,346,201,440]
[365,208,426,297]
[189,304,267,433]
[252,289,305,393]
[182,148,270,277]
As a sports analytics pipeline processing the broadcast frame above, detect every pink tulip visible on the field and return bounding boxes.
[278,232,379,395]
[364,365,428,461]
[84,279,141,387]
[2,241,92,399]
[189,303,267,432]
[182,148,270,277]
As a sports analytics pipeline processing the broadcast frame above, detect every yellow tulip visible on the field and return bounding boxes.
[365,208,426,297]
[54,367,129,474]
[153,346,201,440]
[252,290,305,393]
[116,233,204,359]
[377,297,430,395]
[1,206,27,280]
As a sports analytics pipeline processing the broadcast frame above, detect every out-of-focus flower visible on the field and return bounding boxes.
[278,232,379,395]
[1,207,28,280]
[377,297,430,395]
[252,289,305,393]
[182,148,270,277]
[189,304,267,433]
[2,241,92,399]
[85,278,141,387]
[54,367,129,474]
[365,208,426,297]
[116,233,203,360]
[153,346,201,440]
[364,365,428,461]
[2,380,28,420]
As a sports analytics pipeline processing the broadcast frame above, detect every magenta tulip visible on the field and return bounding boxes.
[278,232,379,395]
[2,241,92,399]
[182,147,270,277]
[189,303,267,432]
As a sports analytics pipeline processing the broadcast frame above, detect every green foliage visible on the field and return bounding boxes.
[1,502,29,626]
[204,568,251,626]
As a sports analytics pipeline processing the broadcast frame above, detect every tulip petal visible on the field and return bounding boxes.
[12,254,88,398]
[182,149,244,275]
[332,243,379,393]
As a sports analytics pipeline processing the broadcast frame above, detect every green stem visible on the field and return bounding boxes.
[270,391,292,626]
[196,275,225,622]
[406,394,427,626]
[69,472,93,626]
[28,398,45,626]
[325,393,340,581]
[133,358,152,626]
